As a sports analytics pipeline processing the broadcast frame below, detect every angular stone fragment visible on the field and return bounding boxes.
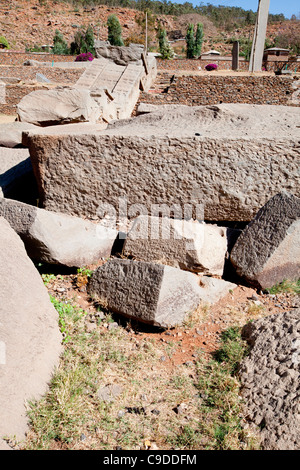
[230,192,300,289]
[197,276,237,304]
[0,121,38,148]
[88,259,236,328]
[17,87,101,126]
[122,215,228,275]
[0,217,62,447]
[97,384,123,403]
[0,198,117,267]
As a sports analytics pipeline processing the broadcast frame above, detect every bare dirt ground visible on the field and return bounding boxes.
[44,264,299,369]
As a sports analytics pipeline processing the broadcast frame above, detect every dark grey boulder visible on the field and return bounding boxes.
[230,192,300,289]
[88,258,236,328]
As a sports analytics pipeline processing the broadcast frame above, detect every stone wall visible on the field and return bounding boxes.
[157,57,248,72]
[0,51,76,66]
[0,67,83,115]
[1,51,297,72]
[156,57,299,73]
[139,75,299,107]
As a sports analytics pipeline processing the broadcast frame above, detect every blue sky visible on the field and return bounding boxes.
[178,1,299,19]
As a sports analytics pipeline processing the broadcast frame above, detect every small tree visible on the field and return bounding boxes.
[107,15,124,46]
[194,23,204,58]
[157,28,174,60]
[70,25,95,55]
[52,29,69,55]
[185,24,195,59]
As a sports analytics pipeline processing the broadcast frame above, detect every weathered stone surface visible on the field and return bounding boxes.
[88,258,236,328]
[21,121,108,147]
[26,104,299,222]
[230,192,300,289]
[0,198,117,267]
[88,259,201,328]
[75,56,157,121]
[0,121,38,148]
[123,215,228,275]
[0,217,62,447]
[94,41,145,66]
[239,308,300,450]
[0,147,37,203]
[17,86,101,126]
[0,81,5,104]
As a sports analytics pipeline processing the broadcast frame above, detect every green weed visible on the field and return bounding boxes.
[266,278,300,295]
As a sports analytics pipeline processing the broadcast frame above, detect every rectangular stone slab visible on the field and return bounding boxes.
[26,135,299,223]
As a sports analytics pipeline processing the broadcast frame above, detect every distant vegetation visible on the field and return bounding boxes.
[25,1,299,57]
[107,14,124,46]
[65,1,287,30]
[0,35,10,49]
[157,27,174,59]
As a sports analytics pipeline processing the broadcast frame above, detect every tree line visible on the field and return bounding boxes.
[59,1,287,30]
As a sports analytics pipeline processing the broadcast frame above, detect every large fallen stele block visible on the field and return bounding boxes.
[24,104,300,222]
[17,87,101,126]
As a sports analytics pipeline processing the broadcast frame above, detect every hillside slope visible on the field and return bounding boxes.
[0,0,298,55]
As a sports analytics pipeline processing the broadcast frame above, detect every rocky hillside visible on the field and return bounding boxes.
[0,0,298,55]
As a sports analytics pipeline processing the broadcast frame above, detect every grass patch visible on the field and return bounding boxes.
[213,326,250,374]
[192,327,258,450]
[266,278,300,295]
[21,294,259,450]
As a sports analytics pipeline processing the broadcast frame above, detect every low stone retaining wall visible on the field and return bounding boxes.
[0,51,76,66]
[156,58,299,73]
[157,57,248,72]
[0,67,83,115]
[139,75,299,107]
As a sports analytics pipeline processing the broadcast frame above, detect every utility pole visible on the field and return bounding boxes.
[145,11,148,55]
[249,0,270,72]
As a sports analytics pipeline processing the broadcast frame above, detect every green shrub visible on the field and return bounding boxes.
[0,36,9,49]
[194,23,204,58]
[52,29,69,55]
[107,15,124,47]
[186,23,204,59]
[185,24,195,59]
[70,24,95,55]
[157,27,174,60]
